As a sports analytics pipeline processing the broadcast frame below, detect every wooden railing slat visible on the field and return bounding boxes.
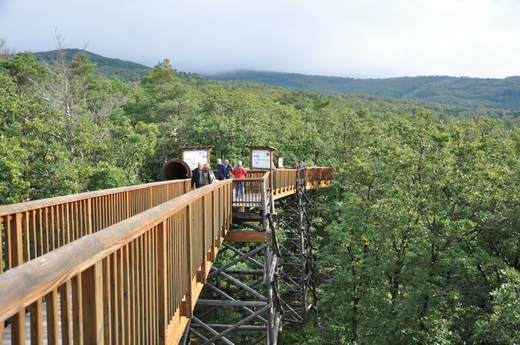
[82,262,103,344]
[46,289,59,345]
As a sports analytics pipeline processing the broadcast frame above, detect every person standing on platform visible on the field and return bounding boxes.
[232,160,247,198]
[191,162,211,189]
[292,160,298,169]
[217,158,227,181]
[225,159,233,179]
[204,163,216,183]
[299,161,306,168]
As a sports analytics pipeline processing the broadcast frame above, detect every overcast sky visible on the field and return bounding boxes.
[1,0,520,79]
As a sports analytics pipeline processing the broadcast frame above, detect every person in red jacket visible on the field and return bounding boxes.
[232,160,247,198]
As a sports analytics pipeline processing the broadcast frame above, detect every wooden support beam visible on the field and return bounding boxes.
[196,300,268,307]
[194,324,269,331]
[224,231,270,243]
[232,212,264,223]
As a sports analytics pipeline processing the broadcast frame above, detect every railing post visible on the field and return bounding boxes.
[183,204,193,318]
[157,220,168,345]
[201,195,207,281]
[82,262,104,344]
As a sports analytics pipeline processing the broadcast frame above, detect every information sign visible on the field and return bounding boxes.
[251,149,272,169]
[183,150,209,169]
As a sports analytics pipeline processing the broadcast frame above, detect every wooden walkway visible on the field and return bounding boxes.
[0,168,333,344]
[2,188,261,345]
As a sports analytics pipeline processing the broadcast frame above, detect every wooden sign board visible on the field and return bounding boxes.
[181,146,214,170]
[247,146,277,170]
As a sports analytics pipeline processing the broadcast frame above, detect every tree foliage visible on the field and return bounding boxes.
[315,111,520,344]
[0,49,156,203]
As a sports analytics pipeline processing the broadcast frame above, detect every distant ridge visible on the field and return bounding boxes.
[31,50,520,111]
[208,70,520,111]
[35,49,151,83]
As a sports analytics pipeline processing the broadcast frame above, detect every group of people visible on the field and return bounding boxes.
[292,160,306,169]
[191,159,248,198]
[192,158,307,197]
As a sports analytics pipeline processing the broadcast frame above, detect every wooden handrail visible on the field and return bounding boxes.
[0,180,233,344]
[0,179,191,273]
[0,169,333,275]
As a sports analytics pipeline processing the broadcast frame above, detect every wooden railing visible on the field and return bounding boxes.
[0,168,333,275]
[272,167,333,199]
[229,167,333,207]
[0,180,191,273]
[0,167,333,344]
[231,171,269,208]
[0,180,233,345]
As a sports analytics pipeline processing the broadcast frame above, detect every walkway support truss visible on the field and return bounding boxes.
[185,168,327,344]
[276,169,317,325]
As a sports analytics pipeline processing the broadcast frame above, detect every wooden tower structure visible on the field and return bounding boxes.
[184,147,317,344]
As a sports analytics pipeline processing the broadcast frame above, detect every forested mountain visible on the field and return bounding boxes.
[33,50,520,111]
[3,49,520,344]
[209,70,520,111]
[35,49,151,82]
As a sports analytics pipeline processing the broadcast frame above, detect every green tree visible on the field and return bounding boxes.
[0,52,48,98]
[473,268,520,344]
[0,46,157,202]
[124,59,198,175]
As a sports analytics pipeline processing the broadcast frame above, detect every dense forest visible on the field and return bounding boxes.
[2,46,520,344]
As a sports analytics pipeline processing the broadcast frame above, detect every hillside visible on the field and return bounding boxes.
[35,49,151,82]
[32,50,520,111]
[208,70,520,111]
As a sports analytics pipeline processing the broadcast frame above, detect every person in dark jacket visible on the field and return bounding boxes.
[217,158,227,181]
[225,159,233,179]
[191,162,211,189]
